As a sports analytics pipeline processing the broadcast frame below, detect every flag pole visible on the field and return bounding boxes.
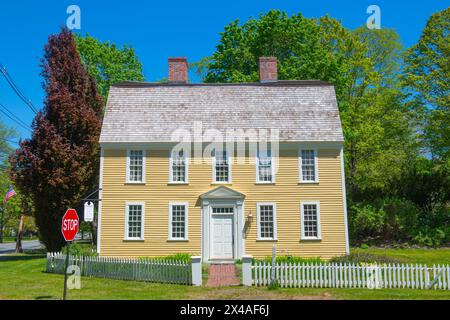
[0,203,5,244]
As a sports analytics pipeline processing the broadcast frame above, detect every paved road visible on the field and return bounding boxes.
[0,240,43,255]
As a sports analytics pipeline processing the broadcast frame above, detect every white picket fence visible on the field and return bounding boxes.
[46,252,192,285]
[252,262,450,290]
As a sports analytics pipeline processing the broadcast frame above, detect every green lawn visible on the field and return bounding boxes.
[0,248,449,300]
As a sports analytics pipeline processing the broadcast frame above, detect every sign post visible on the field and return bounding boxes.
[61,208,79,300]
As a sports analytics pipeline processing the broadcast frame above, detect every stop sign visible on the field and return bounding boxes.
[61,209,79,242]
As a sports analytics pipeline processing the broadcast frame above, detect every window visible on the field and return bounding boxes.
[257,203,277,240]
[301,202,321,240]
[127,150,145,183]
[256,149,274,183]
[125,202,144,240]
[170,149,188,183]
[299,149,318,182]
[169,203,188,240]
[213,150,231,183]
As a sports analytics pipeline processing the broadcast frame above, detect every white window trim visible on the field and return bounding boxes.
[126,149,146,184]
[168,202,189,241]
[298,149,319,183]
[300,201,321,240]
[169,148,189,184]
[256,202,277,241]
[256,150,276,184]
[124,201,145,240]
[212,150,232,184]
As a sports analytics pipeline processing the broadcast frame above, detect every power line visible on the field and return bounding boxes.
[0,103,31,132]
[0,104,32,133]
[0,64,38,114]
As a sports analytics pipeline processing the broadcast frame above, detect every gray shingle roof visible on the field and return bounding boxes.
[99,81,344,143]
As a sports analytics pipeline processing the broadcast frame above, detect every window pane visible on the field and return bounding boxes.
[303,204,318,238]
[172,149,186,182]
[129,150,143,182]
[215,150,229,182]
[171,205,186,239]
[301,150,316,181]
[127,204,142,238]
[259,205,274,239]
[258,150,272,182]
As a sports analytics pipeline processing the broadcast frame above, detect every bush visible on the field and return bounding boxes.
[62,243,97,256]
[330,252,401,265]
[413,228,446,247]
[254,256,325,264]
[138,253,192,262]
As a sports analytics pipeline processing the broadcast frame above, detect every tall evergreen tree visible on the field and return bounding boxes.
[9,28,103,251]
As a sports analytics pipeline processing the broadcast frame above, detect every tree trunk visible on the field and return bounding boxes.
[15,214,25,253]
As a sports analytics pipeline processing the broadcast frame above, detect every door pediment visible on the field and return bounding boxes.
[200,186,245,200]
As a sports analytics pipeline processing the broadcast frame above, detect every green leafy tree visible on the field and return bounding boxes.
[74,34,145,100]
[404,7,450,159]
[9,28,103,252]
[195,10,415,197]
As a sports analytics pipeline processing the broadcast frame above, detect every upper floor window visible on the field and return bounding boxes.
[170,149,188,183]
[213,150,231,183]
[256,149,274,183]
[257,203,277,240]
[301,201,321,240]
[127,150,145,183]
[125,202,144,240]
[299,149,318,182]
[169,202,188,240]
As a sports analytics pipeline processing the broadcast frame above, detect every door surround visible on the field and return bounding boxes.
[200,186,245,262]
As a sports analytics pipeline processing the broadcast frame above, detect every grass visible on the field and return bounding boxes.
[0,248,449,300]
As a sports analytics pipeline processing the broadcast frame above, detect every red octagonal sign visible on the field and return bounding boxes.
[61,209,79,242]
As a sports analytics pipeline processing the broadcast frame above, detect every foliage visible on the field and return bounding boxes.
[403,7,450,159]
[74,33,145,100]
[254,255,325,264]
[62,243,97,256]
[413,228,446,248]
[330,252,401,265]
[9,28,103,252]
[138,253,192,262]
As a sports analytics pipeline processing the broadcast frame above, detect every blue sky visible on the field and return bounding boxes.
[0,0,449,143]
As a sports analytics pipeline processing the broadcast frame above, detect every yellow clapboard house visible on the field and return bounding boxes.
[97,57,349,261]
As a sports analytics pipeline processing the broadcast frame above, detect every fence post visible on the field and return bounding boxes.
[242,255,253,286]
[191,256,202,286]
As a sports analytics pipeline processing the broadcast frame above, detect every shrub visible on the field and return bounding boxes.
[329,252,401,265]
[62,243,97,256]
[413,228,446,247]
[254,256,325,264]
[138,253,192,262]
[360,243,369,249]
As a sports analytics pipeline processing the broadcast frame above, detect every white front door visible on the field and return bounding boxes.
[211,209,234,259]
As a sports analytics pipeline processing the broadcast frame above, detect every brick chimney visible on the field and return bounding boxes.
[168,57,188,83]
[259,57,277,82]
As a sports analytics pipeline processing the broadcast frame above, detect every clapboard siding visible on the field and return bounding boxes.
[100,145,347,259]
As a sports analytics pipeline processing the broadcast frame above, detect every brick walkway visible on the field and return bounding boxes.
[206,264,240,287]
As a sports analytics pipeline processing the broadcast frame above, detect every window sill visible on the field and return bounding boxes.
[167,239,189,242]
[300,238,322,242]
[123,239,145,242]
[167,182,189,185]
[211,182,232,185]
[124,182,146,185]
[298,181,319,185]
[256,238,278,242]
[255,182,276,185]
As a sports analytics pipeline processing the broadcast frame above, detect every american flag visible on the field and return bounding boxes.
[3,186,16,205]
